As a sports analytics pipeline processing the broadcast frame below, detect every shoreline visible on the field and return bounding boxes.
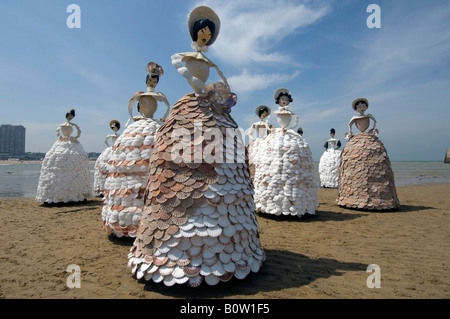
[0,160,97,165]
[0,182,449,299]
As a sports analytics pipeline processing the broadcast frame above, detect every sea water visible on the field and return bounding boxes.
[0,161,449,199]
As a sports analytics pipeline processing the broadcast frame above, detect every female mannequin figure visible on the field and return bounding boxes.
[128,6,265,287]
[318,128,342,188]
[36,109,92,204]
[253,88,319,218]
[101,62,169,238]
[171,7,229,94]
[93,120,121,197]
[247,105,271,180]
[336,98,400,210]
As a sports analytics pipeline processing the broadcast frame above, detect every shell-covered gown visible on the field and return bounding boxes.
[128,83,266,287]
[36,122,92,204]
[318,138,341,188]
[93,132,119,197]
[101,87,168,238]
[253,126,319,218]
[247,121,271,181]
[336,131,400,210]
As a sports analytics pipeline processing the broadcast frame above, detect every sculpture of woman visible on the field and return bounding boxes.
[128,6,265,287]
[36,109,92,204]
[336,98,400,210]
[101,62,169,238]
[247,105,271,180]
[318,128,342,188]
[253,88,319,218]
[93,120,121,197]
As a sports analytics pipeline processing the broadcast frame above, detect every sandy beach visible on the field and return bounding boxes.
[0,183,448,300]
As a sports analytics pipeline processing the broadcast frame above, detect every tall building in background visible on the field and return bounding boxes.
[0,124,26,157]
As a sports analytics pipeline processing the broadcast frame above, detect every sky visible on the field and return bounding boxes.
[1,0,449,162]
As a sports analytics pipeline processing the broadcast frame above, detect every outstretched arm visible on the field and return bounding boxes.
[346,117,356,139]
[171,53,205,93]
[368,113,377,130]
[248,123,256,141]
[348,117,356,133]
[56,125,64,140]
[104,135,112,147]
[72,123,81,139]
[156,92,171,122]
[211,64,229,89]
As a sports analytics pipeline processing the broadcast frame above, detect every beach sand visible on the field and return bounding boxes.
[0,183,448,299]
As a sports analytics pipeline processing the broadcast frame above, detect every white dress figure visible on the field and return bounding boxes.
[253,88,319,218]
[93,120,121,197]
[101,62,170,238]
[36,109,92,204]
[337,98,400,210]
[318,128,342,188]
[247,105,271,181]
[128,6,265,287]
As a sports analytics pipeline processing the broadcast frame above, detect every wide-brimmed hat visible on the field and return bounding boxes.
[255,105,271,117]
[352,97,369,110]
[188,6,220,46]
[274,88,291,102]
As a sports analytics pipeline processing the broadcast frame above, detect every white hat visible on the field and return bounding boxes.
[255,105,271,117]
[274,88,291,102]
[351,97,369,110]
[188,6,220,46]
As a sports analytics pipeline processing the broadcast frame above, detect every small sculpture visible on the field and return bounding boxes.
[337,98,400,210]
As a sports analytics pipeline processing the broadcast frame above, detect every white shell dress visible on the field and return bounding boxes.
[253,105,319,218]
[318,138,341,188]
[36,120,92,204]
[93,126,120,197]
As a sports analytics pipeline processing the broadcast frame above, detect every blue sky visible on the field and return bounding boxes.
[1,0,449,161]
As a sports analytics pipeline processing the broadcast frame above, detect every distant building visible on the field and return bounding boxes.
[0,124,26,157]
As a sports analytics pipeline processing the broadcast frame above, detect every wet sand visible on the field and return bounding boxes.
[0,183,448,300]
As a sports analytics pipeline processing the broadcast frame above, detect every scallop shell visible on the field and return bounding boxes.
[159,265,174,276]
[218,271,233,282]
[204,274,220,286]
[163,275,177,286]
[187,246,202,258]
[223,224,236,237]
[219,251,231,263]
[234,267,250,280]
[187,275,203,287]
[183,266,201,277]
[153,256,168,266]
[172,266,186,279]
[190,235,204,247]
[152,272,164,283]
[200,264,211,276]
[168,247,183,261]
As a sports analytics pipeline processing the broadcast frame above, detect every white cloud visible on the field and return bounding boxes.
[210,0,330,67]
[228,68,301,94]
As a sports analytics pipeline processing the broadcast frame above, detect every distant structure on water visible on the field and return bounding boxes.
[445,149,450,163]
[0,124,25,158]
